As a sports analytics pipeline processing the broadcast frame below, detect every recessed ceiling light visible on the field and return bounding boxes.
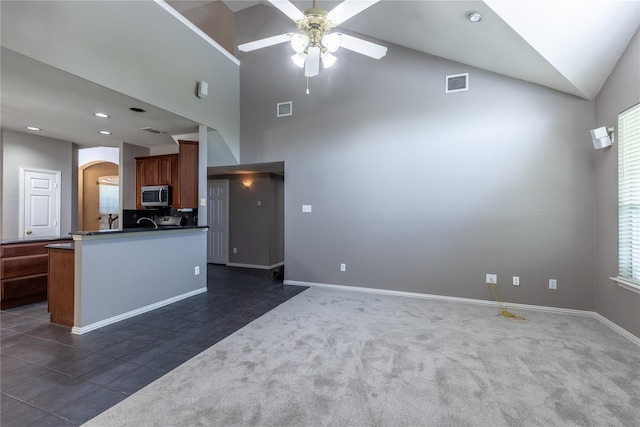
[467,11,483,23]
[94,112,109,118]
[99,130,112,135]
[26,126,41,131]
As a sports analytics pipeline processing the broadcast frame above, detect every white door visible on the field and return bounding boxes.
[207,179,229,264]
[20,168,61,239]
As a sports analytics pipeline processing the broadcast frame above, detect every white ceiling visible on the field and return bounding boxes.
[1,0,638,150]
[228,0,639,99]
[1,48,199,149]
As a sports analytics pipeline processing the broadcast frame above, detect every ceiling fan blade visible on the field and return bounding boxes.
[305,46,320,77]
[238,33,292,52]
[268,0,305,21]
[327,0,379,25]
[338,33,387,59]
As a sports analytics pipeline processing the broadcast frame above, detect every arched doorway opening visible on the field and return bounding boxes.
[78,162,118,231]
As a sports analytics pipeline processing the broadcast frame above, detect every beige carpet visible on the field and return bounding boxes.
[84,287,640,426]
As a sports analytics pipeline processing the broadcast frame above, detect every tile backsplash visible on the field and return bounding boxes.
[122,208,198,228]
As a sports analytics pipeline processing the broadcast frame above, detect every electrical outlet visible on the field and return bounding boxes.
[340,263,346,272]
[513,276,520,286]
[194,266,200,275]
[233,248,237,254]
[549,279,557,290]
[486,274,497,284]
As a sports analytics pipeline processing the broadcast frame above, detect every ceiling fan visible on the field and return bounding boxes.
[238,0,387,79]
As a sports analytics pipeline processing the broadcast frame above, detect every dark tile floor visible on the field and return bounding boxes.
[1,265,306,427]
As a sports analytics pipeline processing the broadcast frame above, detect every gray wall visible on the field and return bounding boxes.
[75,229,207,328]
[226,173,284,268]
[1,129,76,239]
[594,29,640,337]
[120,143,150,210]
[271,174,285,266]
[1,130,4,241]
[237,5,596,310]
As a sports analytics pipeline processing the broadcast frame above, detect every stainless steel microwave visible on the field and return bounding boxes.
[141,185,171,207]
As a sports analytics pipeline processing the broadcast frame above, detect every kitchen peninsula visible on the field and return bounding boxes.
[58,226,207,334]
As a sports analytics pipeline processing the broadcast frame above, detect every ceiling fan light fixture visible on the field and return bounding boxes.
[290,34,309,53]
[321,33,340,53]
[291,52,307,68]
[321,51,337,69]
[305,46,321,77]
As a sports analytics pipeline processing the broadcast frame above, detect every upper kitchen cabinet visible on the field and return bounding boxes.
[137,155,179,187]
[136,141,198,209]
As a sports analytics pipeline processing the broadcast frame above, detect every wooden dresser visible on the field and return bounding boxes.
[0,238,71,309]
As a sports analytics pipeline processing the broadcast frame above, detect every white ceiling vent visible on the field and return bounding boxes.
[446,73,469,93]
[277,101,292,117]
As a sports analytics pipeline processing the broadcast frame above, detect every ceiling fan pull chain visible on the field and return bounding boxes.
[306,77,310,95]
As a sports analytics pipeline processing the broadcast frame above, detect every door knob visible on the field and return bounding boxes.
[26,230,33,234]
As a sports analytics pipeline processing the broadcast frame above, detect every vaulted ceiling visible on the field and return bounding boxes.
[213,0,638,100]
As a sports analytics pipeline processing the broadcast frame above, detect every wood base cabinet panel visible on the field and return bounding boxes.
[48,247,75,327]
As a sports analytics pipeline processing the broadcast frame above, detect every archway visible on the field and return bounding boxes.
[79,162,118,231]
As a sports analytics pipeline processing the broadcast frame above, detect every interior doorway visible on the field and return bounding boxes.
[19,167,61,239]
[207,179,229,264]
[207,161,284,270]
[79,162,118,231]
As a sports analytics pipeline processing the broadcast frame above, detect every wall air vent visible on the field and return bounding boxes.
[446,73,469,93]
[277,101,292,117]
[141,127,167,134]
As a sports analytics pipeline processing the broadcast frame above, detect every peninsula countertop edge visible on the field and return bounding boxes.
[70,225,208,241]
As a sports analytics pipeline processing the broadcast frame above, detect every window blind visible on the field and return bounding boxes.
[618,103,640,282]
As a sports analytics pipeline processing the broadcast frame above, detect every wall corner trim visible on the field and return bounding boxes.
[227,262,284,270]
[153,0,241,66]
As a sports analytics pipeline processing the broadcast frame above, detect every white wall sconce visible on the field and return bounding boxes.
[590,126,614,150]
[197,81,208,99]
[242,179,252,189]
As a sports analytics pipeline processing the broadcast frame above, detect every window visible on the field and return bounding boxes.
[616,103,640,293]
[98,176,119,230]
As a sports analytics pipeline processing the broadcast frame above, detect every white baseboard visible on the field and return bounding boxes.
[285,280,640,347]
[71,287,207,335]
[592,312,640,347]
[227,262,284,270]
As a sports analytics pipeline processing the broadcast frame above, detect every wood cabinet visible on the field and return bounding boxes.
[48,245,75,327]
[135,141,198,209]
[136,155,177,187]
[0,239,71,309]
[178,140,199,209]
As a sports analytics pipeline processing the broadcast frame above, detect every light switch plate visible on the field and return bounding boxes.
[200,198,206,207]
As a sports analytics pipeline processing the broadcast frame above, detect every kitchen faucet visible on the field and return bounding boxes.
[136,217,158,229]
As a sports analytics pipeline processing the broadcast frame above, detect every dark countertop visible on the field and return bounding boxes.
[1,236,73,246]
[46,243,75,250]
[70,225,208,236]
